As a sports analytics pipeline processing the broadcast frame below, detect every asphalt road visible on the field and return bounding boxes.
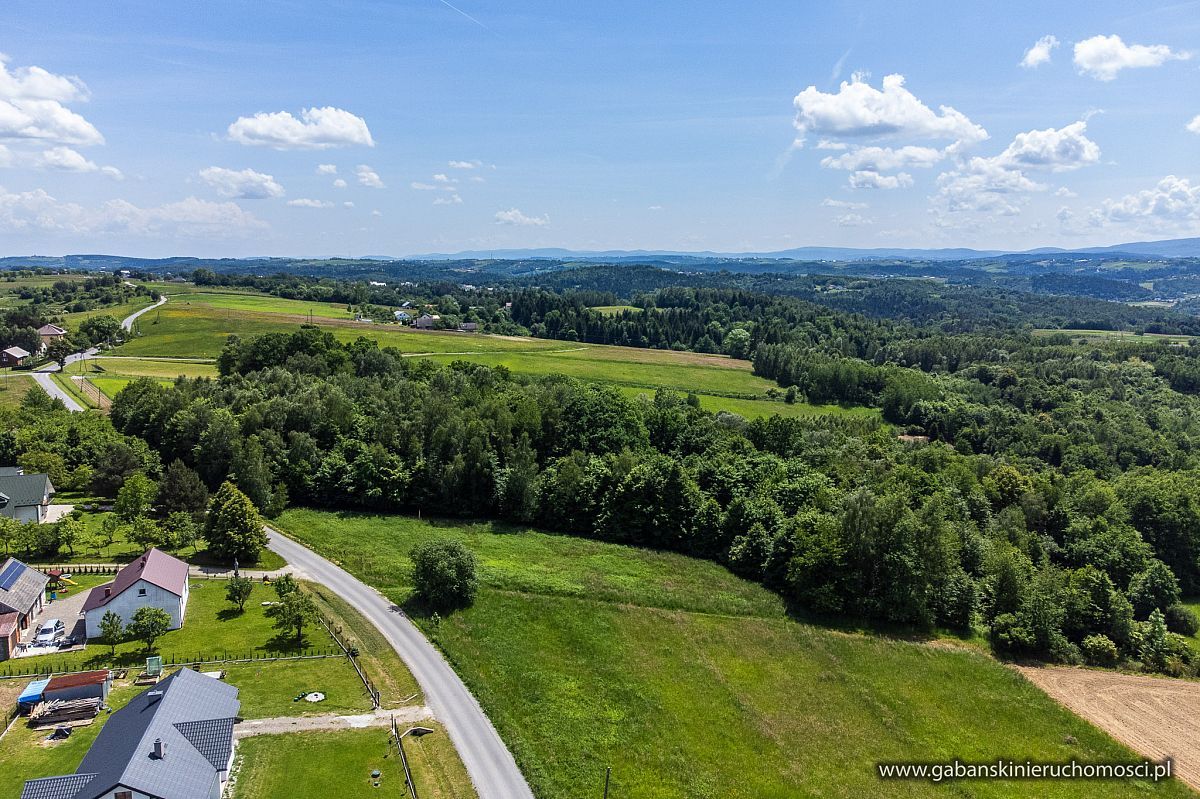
[32,294,168,412]
[267,528,535,799]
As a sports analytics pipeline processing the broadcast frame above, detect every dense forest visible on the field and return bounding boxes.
[43,322,1190,678]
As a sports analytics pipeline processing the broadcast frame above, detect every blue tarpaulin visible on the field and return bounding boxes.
[18,677,49,708]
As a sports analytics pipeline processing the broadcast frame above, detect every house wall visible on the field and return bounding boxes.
[10,503,41,523]
[84,579,184,639]
[0,628,15,660]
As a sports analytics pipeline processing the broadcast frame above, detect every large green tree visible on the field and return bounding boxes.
[204,481,267,564]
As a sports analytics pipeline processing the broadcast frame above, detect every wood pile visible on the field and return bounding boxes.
[29,698,101,726]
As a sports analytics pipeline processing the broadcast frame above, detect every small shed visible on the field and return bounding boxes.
[44,670,111,704]
[17,677,49,714]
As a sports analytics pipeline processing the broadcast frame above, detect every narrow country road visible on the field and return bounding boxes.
[267,528,535,799]
[33,294,168,412]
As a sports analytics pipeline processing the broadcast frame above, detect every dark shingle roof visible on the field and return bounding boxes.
[0,558,48,616]
[0,473,53,516]
[174,717,236,770]
[81,548,187,612]
[66,668,240,799]
[19,774,96,799]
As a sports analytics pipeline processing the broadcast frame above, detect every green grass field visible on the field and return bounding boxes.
[1033,328,1196,345]
[272,510,1191,799]
[590,304,641,315]
[232,726,476,799]
[0,375,36,408]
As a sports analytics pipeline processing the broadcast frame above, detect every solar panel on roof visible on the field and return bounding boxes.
[0,560,24,591]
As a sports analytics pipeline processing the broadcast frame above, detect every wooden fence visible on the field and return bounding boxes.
[390,715,420,799]
[317,612,381,708]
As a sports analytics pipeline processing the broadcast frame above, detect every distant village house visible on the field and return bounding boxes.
[83,548,190,640]
[0,469,56,523]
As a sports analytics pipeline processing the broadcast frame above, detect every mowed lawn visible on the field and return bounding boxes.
[273,510,1192,799]
[0,375,37,408]
[232,726,476,799]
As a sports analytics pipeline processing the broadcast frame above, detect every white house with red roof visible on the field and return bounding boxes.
[82,548,190,639]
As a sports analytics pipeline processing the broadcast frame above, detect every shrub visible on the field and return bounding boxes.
[410,538,478,609]
[1081,634,1119,667]
[1164,603,1199,637]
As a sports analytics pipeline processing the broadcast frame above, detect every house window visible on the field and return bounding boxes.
[116,792,133,799]
[138,588,147,597]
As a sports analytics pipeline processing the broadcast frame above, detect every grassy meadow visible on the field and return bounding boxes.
[272,509,1192,799]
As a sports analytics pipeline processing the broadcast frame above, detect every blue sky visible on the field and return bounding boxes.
[0,0,1197,256]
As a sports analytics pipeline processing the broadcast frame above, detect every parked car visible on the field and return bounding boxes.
[34,619,65,646]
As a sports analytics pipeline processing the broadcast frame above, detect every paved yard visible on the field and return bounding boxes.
[14,581,90,658]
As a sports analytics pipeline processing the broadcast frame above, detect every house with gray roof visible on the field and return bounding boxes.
[21,668,240,799]
[0,471,56,523]
[0,558,48,660]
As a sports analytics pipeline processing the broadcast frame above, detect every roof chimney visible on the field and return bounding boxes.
[147,690,164,705]
[152,738,166,759]
[104,587,111,597]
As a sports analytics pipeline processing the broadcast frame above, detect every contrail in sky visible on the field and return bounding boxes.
[436,0,489,30]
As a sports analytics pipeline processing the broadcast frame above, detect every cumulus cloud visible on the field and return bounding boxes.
[821,145,944,172]
[355,164,384,188]
[38,146,122,179]
[1021,35,1060,69]
[199,166,285,199]
[494,207,548,226]
[227,107,374,150]
[0,187,265,237]
[1073,35,1190,81]
[316,163,337,175]
[849,170,913,190]
[989,120,1100,172]
[433,194,463,205]
[1187,115,1200,134]
[1093,175,1200,228]
[792,73,987,148]
[448,159,481,169]
[0,54,103,146]
[333,178,347,189]
[343,201,355,208]
[820,198,868,209]
[931,121,1099,220]
[286,198,332,208]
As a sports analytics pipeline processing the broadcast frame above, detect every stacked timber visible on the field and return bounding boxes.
[29,698,101,726]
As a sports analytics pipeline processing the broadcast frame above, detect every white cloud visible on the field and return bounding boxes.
[1056,186,1078,198]
[38,146,122,179]
[0,55,103,146]
[849,170,913,190]
[820,198,868,209]
[432,173,454,183]
[316,163,337,175]
[227,106,374,150]
[343,201,355,208]
[433,194,463,205]
[0,187,265,237]
[648,204,664,211]
[333,178,347,189]
[1021,35,1060,69]
[287,198,332,208]
[792,73,987,148]
[448,159,481,169]
[1073,35,1190,81]
[821,145,944,172]
[494,207,548,226]
[989,120,1100,172]
[199,166,285,199]
[411,182,437,191]
[1093,175,1200,228]
[356,164,384,188]
[371,209,382,217]
[1187,115,1200,134]
[835,212,873,227]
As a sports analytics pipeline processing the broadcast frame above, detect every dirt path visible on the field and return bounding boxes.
[1017,665,1200,790]
[233,705,433,738]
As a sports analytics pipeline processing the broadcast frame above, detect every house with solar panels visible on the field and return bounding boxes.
[83,548,190,640]
[0,558,49,660]
[20,668,240,799]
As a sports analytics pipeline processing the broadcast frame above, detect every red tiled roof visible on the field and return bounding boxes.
[81,548,188,613]
[0,611,17,637]
[46,670,110,691]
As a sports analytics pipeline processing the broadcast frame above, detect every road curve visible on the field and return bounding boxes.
[267,528,535,799]
[32,293,168,412]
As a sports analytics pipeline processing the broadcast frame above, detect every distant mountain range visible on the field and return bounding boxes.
[406,237,1200,262]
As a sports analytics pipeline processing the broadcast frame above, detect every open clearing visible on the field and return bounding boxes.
[274,509,1190,799]
[1017,666,1200,791]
